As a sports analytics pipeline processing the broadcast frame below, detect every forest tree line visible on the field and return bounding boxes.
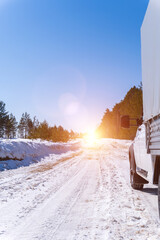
[0,101,78,142]
[97,85,143,140]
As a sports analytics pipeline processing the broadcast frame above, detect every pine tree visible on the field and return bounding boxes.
[37,120,51,140]
[70,130,75,139]
[51,125,58,142]
[29,116,39,138]
[0,101,8,138]
[18,113,25,138]
[5,114,17,138]
[97,85,143,140]
[18,112,33,138]
[57,126,70,142]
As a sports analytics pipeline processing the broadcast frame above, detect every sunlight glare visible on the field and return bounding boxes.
[83,129,99,146]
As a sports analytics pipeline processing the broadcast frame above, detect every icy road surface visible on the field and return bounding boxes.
[0,139,160,240]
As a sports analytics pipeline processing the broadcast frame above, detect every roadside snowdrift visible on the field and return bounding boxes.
[0,139,81,171]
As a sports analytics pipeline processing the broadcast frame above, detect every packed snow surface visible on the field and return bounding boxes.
[0,138,160,239]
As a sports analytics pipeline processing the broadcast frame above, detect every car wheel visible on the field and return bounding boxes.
[130,171,144,190]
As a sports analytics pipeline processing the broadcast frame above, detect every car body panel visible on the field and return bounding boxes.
[132,125,153,183]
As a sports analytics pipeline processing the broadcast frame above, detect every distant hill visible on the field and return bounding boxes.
[97,85,142,140]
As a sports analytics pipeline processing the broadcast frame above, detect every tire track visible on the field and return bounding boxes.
[7,161,90,240]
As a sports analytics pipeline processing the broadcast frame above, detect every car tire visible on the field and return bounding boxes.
[130,171,144,190]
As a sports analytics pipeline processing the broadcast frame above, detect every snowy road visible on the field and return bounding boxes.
[0,139,160,240]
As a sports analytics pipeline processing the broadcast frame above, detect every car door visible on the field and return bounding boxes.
[133,124,152,179]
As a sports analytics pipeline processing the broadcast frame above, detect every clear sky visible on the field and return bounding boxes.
[0,0,149,132]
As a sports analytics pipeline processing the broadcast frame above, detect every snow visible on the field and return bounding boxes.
[0,138,160,239]
[0,139,81,171]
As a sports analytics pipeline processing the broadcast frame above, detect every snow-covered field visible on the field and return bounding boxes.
[0,138,160,240]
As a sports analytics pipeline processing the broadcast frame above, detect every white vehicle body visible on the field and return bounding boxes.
[133,125,154,183]
[141,0,160,155]
[141,0,160,122]
[127,0,160,217]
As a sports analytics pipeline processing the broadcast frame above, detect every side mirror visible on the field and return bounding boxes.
[136,118,143,126]
[121,115,130,128]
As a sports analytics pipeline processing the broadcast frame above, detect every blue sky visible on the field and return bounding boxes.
[0,0,149,132]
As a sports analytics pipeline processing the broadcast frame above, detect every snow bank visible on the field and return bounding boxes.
[0,139,81,171]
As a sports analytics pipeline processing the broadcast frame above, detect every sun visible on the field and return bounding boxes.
[83,129,99,146]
